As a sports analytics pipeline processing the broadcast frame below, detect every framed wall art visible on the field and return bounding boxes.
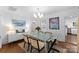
[49,17,59,30]
[12,19,26,27]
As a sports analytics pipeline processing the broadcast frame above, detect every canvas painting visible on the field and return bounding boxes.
[49,17,59,30]
[12,19,26,27]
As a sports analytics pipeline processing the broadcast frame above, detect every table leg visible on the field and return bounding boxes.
[44,41,48,53]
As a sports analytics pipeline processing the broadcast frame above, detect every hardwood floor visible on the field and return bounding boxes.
[58,34,77,53]
[0,34,77,53]
[0,40,25,53]
[65,34,77,44]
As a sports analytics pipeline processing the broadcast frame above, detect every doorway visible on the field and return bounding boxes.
[64,16,77,52]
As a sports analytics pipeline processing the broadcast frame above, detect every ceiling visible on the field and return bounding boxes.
[0,6,78,14]
[0,6,78,25]
[0,6,79,18]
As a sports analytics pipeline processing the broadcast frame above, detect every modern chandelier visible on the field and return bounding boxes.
[33,8,44,19]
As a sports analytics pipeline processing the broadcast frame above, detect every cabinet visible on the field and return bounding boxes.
[67,28,71,34]
[71,28,77,34]
[2,33,23,44]
[2,35,8,44]
[67,28,77,35]
[8,33,23,43]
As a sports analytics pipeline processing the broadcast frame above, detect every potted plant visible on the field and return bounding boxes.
[35,26,41,31]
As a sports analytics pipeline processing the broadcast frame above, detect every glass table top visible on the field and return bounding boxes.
[24,31,53,41]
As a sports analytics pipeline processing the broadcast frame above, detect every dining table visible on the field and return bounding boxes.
[23,31,54,52]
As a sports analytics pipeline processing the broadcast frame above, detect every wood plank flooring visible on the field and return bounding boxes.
[0,40,25,53]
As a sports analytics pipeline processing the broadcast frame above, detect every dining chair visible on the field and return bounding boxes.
[30,38,45,53]
[23,35,31,51]
[45,32,52,35]
[39,31,45,33]
[48,39,60,53]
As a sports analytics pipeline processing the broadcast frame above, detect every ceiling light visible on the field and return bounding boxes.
[33,8,44,19]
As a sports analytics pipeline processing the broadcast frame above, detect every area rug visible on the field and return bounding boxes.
[18,42,28,53]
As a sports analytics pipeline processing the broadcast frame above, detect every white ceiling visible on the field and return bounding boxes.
[26,6,77,14]
[0,6,79,19]
[0,6,78,25]
[0,6,78,14]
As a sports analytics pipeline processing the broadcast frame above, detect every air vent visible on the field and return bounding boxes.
[8,6,17,11]
[77,7,79,9]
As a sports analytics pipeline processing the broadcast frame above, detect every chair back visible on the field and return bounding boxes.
[39,31,45,33]
[30,37,44,50]
[23,35,30,44]
[45,32,52,36]
[45,32,53,40]
[31,38,38,46]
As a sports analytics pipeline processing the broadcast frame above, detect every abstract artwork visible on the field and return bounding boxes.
[49,17,59,30]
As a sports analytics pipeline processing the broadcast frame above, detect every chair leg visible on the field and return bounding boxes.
[24,42,26,48]
[47,42,49,50]
[47,41,52,51]
[27,43,30,51]
[30,46,33,53]
[48,48,51,53]
[38,49,40,53]
[52,50,54,53]
[48,45,52,53]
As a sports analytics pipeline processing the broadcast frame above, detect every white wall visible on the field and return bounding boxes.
[0,25,6,48]
[0,10,31,47]
[0,10,31,32]
[0,26,2,48]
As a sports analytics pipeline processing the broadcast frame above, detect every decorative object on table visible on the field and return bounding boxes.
[12,19,26,27]
[35,26,41,31]
[49,17,59,30]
